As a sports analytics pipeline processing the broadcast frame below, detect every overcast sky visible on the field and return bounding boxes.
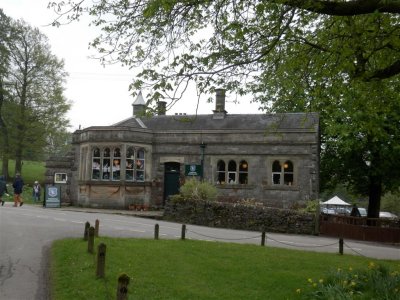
[1,0,261,131]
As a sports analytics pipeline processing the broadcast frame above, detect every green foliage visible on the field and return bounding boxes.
[381,191,400,215]
[301,200,320,213]
[0,12,70,171]
[51,237,398,300]
[302,263,400,300]
[179,178,217,201]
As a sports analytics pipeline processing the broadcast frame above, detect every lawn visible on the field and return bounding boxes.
[50,238,399,300]
[1,160,45,205]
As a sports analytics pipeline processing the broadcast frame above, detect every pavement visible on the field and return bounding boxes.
[59,205,165,219]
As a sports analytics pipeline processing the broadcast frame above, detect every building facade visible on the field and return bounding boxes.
[46,90,320,209]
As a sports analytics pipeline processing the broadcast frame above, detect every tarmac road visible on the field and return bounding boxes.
[0,204,399,300]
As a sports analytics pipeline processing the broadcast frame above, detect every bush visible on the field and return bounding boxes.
[301,263,400,299]
[179,178,217,201]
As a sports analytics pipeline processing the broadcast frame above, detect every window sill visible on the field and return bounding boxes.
[216,184,255,189]
[79,180,150,186]
[264,185,298,191]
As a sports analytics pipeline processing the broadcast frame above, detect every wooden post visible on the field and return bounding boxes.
[261,231,266,246]
[88,226,95,254]
[116,273,130,300]
[339,238,344,255]
[181,224,186,240]
[84,221,90,241]
[95,219,99,237]
[154,223,159,240]
[96,243,106,278]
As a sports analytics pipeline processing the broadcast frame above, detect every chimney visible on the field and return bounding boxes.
[213,88,227,119]
[157,101,166,115]
[132,91,146,117]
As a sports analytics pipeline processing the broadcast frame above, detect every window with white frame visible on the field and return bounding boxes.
[217,160,226,184]
[216,159,248,185]
[239,160,248,184]
[92,147,101,180]
[228,160,237,184]
[272,160,294,186]
[90,146,146,182]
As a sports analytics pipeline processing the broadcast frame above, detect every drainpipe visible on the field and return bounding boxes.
[200,143,206,181]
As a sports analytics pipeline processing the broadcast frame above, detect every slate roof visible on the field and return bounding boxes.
[113,113,318,131]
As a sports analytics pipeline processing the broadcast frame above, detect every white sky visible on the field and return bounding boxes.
[1,0,261,131]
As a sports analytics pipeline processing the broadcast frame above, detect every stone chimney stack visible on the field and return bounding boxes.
[213,88,227,119]
[157,101,166,115]
[132,91,146,117]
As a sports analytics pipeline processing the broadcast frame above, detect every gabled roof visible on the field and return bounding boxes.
[114,112,318,131]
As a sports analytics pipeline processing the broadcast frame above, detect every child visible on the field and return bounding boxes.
[33,181,41,202]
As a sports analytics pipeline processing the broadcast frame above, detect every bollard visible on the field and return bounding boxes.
[84,221,90,241]
[88,226,95,254]
[95,219,99,237]
[96,243,106,278]
[154,223,159,240]
[339,237,344,255]
[261,231,266,246]
[181,224,186,240]
[116,273,130,300]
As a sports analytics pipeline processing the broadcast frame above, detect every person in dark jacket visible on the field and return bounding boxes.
[0,175,7,206]
[12,173,24,207]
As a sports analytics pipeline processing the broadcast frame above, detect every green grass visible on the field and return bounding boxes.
[1,160,45,205]
[0,159,45,184]
[50,238,399,300]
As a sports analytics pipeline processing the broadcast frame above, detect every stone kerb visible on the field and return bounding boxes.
[164,199,315,235]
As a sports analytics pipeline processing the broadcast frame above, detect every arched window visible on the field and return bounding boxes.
[283,160,293,186]
[112,148,121,181]
[272,160,294,186]
[228,160,237,184]
[126,147,135,181]
[136,149,145,182]
[272,160,281,185]
[92,147,100,180]
[217,160,226,184]
[102,148,111,180]
[239,160,248,184]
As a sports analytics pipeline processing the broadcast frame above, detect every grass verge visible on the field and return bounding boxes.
[50,238,399,300]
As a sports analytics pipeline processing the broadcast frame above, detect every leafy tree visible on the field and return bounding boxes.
[0,9,12,179]
[49,1,400,217]
[1,15,70,174]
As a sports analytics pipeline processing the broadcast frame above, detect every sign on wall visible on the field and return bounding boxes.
[185,164,203,177]
[45,185,61,208]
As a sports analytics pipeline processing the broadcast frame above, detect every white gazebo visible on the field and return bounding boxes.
[321,196,351,206]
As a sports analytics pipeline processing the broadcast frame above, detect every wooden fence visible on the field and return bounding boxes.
[319,214,400,244]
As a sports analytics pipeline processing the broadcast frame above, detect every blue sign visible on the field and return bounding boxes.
[45,185,61,208]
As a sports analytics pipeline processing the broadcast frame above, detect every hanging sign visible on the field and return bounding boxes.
[185,164,203,176]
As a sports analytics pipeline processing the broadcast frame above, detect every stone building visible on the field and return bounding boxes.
[46,89,320,209]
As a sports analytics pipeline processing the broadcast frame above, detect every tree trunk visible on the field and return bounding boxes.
[0,78,10,179]
[367,176,382,219]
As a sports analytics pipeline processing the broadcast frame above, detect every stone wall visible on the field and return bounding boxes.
[164,199,316,235]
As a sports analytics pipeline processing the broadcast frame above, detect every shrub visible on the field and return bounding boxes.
[301,263,400,299]
[179,178,217,201]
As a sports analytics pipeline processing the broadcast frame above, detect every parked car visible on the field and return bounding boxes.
[358,207,367,217]
[379,211,398,219]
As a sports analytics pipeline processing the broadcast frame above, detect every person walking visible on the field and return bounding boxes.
[0,175,7,206]
[12,173,24,207]
[32,181,41,202]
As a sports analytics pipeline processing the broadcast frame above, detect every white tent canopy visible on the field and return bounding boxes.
[321,196,351,206]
